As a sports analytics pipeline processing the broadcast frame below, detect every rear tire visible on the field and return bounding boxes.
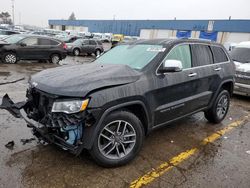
[90,111,144,167]
[3,52,17,64]
[49,54,60,64]
[73,48,80,56]
[205,90,230,123]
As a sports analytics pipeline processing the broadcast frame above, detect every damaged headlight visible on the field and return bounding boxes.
[52,99,89,114]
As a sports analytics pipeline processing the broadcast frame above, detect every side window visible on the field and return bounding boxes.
[96,40,102,45]
[211,46,228,63]
[191,44,213,67]
[38,38,59,46]
[22,37,38,46]
[165,44,192,69]
[89,40,97,45]
[82,40,89,45]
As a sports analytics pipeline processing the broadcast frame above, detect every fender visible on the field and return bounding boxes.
[80,100,151,151]
[208,78,234,109]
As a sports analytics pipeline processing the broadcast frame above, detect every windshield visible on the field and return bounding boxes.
[95,44,164,70]
[4,35,26,44]
[230,48,250,63]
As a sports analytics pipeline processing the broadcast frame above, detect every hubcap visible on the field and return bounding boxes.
[52,55,59,63]
[98,120,136,160]
[5,54,16,64]
[216,95,229,119]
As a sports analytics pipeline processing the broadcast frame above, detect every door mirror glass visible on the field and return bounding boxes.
[160,59,183,73]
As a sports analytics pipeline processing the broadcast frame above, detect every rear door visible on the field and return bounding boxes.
[189,44,222,108]
[37,38,60,59]
[80,39,90,53]
[89,40,97,53]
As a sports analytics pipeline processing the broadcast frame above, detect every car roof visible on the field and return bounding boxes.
[130,38,220,46]
[11,34,62,41]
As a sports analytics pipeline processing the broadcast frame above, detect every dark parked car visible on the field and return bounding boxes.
[0,39,235,167]
[0,34,67,64]
[66,39,104,56]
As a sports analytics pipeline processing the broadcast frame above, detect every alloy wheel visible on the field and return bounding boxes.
[74,49,80,56]
[5,54,17,64]
[216,95,229,119]
[98,120,137,160]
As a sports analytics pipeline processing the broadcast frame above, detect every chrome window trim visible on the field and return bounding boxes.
[155,42,230,76]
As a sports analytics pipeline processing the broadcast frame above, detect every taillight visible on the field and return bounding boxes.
[62,42,67,49]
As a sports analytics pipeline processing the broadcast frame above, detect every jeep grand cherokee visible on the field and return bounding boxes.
[0,39,235,167]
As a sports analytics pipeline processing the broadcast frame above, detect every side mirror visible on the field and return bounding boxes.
[159,59,183,73]
[19,42,27,47]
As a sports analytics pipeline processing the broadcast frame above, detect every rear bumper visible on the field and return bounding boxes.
[234,83,250,96]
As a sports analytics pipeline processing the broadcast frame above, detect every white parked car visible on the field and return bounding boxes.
[231,41,250,96]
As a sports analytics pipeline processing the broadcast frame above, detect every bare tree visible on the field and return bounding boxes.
[68,12,76,20]
[0,12,12,24]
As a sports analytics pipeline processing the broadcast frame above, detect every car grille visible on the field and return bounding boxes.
[26,88,55,124]
[26,88,85,128]
[235,71,250,85]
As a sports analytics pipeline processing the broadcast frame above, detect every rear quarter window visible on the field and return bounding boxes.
[96,41,102,45]
[191,44,213,67]
[211,46,229,63]
[89,40,97,45]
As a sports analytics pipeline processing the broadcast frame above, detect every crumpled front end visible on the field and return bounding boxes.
[0,87,96,155]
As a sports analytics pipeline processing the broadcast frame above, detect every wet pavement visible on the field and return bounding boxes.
[0,57,250,188]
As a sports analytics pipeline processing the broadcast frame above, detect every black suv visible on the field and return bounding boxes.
[0,39,235,167]
[0,34,67,64]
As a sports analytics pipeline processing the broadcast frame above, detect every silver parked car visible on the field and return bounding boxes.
[231,41,250,96]
[66,39,104,56]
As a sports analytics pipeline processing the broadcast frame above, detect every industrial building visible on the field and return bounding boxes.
[49,19,250,44]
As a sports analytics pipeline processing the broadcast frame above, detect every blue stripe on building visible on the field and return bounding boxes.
[48,19,250,36]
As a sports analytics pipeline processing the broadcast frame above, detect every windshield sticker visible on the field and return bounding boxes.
[147,47,166,52]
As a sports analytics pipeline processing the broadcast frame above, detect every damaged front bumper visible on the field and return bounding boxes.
[0,94,87,155]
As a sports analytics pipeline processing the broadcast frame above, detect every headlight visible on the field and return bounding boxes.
[52,99,89,114]
[67,45,72,49]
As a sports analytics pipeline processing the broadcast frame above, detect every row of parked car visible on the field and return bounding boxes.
[0,33,106,64]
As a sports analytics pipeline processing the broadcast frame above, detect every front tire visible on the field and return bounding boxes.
[3,52,17,64]
[95,49,101,57]
[205,90,230,123]
[49,54,60,64]
[90,111,144,167]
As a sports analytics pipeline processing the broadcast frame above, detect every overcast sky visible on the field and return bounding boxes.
[1,0,250,27]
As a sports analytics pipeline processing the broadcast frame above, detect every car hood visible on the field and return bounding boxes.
[30,63,141,97]
[234,61,250,72]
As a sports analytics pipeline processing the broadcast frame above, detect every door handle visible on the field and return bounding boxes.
[188,73,197,77]
[214,67,222,71]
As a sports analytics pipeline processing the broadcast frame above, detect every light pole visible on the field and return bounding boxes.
[11,0,15,25]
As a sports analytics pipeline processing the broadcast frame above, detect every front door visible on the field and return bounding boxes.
[17,37,40,59]
[150,44,211,127]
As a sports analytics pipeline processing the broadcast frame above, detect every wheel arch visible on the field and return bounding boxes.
[81,100,151,151]
[208,79,234,109]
